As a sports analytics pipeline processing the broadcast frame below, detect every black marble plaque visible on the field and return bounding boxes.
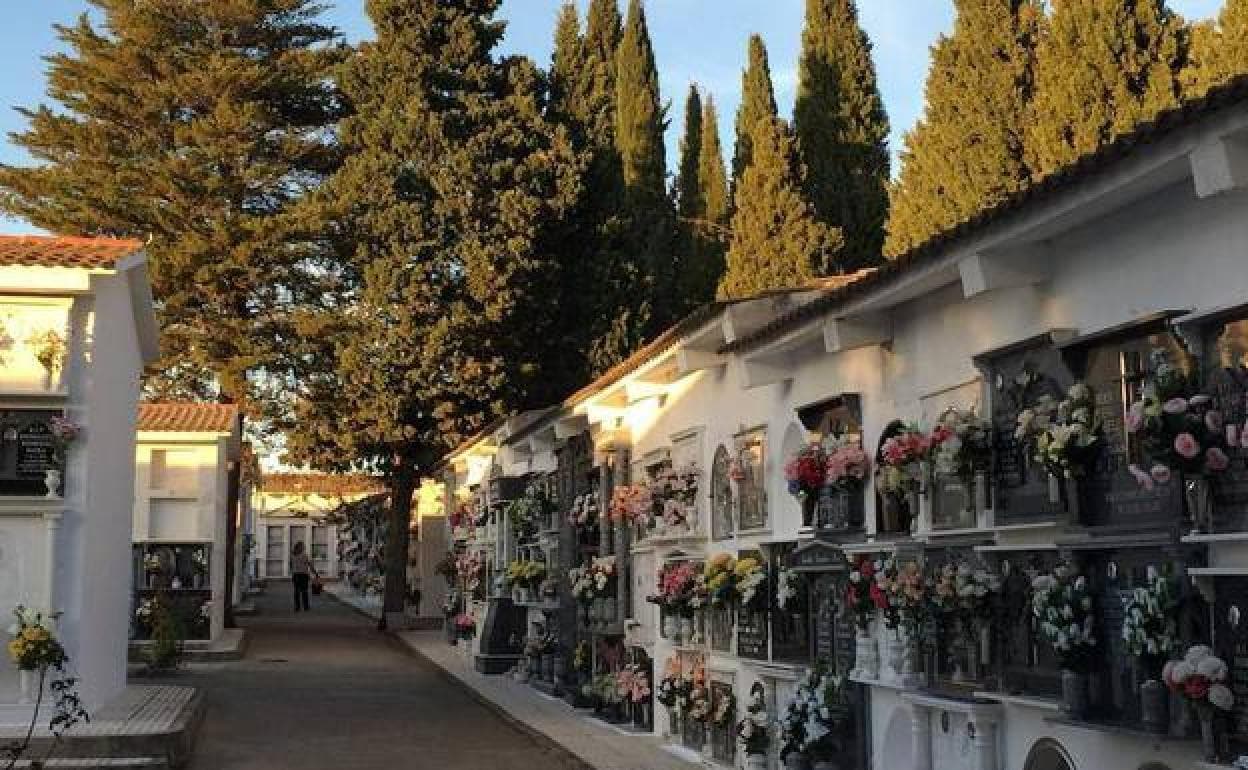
[1206,319,1248,532]
[982,339,1073,524]
[0,409,61,495]
[708,604,734,653]
[1078,335,1185,529]
[1214,576,1248,751]
[930,474,975,530]
[737,608,769,660]
[709,681,735,764]
[810,573,855,674]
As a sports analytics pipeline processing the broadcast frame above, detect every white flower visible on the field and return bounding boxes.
[1170,661,1195,683]
[1197,656,1229,682]
[1186,645,1214,665]
[1209,683,1235,711]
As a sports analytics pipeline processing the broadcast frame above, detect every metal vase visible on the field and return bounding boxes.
[1047,473,1062,505]
[1140,679,1168,734]
[1200,709,1218,762]
[784,753,812,770]
[1185,476,1214,533]
[1061,669,1089,720]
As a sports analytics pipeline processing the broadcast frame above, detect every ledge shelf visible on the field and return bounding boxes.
[1188,567,1248,577]
[1045,716,1195,744]
[972,691,1062,713]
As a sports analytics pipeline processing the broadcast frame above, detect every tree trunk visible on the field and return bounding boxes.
[379,455,417,630]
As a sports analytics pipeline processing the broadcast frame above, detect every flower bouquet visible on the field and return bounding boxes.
[1126,348,1231,531]
[825,437,870,492]
[1122,566,1179,672]
[656,657,688,713]
[877,424,931,499]
[1165,645,1234,760]
[872,558,901,634]
[735,557,767,611]
[931,408,992,481]
[453,613,476,640]
[736,682,770,763]
[569,565,595,604]
[647,561,705,618]
[704,553,737,607]
[567,492,599,532]
[1016,383,1102,482]
[782,668,849,763]
[845,556,878,632]
[776,566,804,611]
[1032,565,1096,717]
[608,484,654,529]
[454,551,484,595]
[652,463,701,531]
[785,443,827,500]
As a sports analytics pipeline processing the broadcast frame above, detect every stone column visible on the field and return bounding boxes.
[44,511,63,614]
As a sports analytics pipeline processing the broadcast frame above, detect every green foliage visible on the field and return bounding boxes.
[719,117,841,300]
[673,85,725,304]
[1183,0,1248,97]
[886,0,1041,258]
[732,35,780,193]
[794,0,890,270]
[1026,0,1188,179]
[0,0,344,406]
[615,0,667,196]
[285,0,581,613]
[676,85,704,224]
[699,98,731,234]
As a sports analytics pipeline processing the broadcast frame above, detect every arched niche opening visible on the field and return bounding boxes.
[1023,738,1075,770]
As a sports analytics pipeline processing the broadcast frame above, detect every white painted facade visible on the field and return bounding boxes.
[133,420,240,643]
[433,95,1248,770]
[0,251,158,723]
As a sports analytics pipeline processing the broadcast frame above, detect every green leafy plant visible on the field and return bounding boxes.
[146,593,184,673]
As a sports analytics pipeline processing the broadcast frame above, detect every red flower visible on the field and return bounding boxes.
[869,581,888,610]
[1185,675,1211,701]
[845,587,858,604]
[858,558,876,580]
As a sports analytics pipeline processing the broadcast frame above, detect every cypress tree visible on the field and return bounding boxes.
[793,0,890,270]
[676,85,704,223]
[550,3,586,131]
[1026,0,1188,179]
[1183,0,1248,97]
[886,0,1041,257]
[732,35,780,192]
[699,97,731,234]
[615,0,667,196]
[718,117,841,300]
[287,0,581,620]
[0,0,343,404]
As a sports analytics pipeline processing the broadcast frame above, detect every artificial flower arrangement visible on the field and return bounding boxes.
[1015,383,1102,479]
[1164,645,1234,717]
[876,424,932,498]
[505,559,547,589]
[27,328,67,375]
[589,555,617,597]
[572,640,591,673]
[192,548,209,576]
[507,482,555,539]
[735,682,770,756]
[48,415,81,465]
[652,462,701,529]
[845,556,879,631]
[435,551,458,585]
[616,662,651,705]
[450,500,473,540]
[872,558,901,634]
[704,553,737,607]
[686,672,712,724]
[1031,565,1096,671]
[454,551,484,594]
[776,566,804,611]
[1122,566,1179,669]
[647,561,706,617]
[779,667,849,761]
[891,561,928,640]
[930,407,992,481]
[711,688,736,728]
[608,484,654,528]
[143,553,164,575]
[785,443,829,500]
[1126,348,1231,486]
[568,565,596,604]
[734,557,767,611]
[824,435,871,492]
[655,657,689,712]
[7,606,68,672]
[134,598,156,629]
[567,492,600,531]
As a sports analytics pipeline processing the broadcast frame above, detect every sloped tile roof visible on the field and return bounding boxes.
[137,402,239,434]
[259,472,386,497]
[0,235,144,269]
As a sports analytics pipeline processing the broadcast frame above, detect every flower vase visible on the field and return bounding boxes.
[1200,708,1218,762]
[603,597,617,626]
[886,635,906,684]
[853,629,879,680]
[679,616,694,646]
[879,494,903,534]
[44,468,61,498]
[1063,477,1081,523]
[801,493,817,528]
[974,470,991,527]
[18,669,37,705]
[784,753,812,770]
[591,597,604,626]
[171,576,182,590]
[745,755,768,770]
[1047,474,1062,505]
[1060,669,1089,720]
[663,613,679,640]
[1185,476,1214,533]
[1140,679,1168,734]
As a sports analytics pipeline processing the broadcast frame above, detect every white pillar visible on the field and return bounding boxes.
[910,702,932,770]
[971,719,997,770]
[43,511,62,614]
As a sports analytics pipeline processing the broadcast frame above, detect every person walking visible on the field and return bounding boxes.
[290,541,318,612]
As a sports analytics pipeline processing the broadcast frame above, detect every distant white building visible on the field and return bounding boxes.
[131,402,241,647]
[0,235,158,723]
[252,473,383,582]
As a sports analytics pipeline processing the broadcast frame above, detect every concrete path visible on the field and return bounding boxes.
[175,587,588,770]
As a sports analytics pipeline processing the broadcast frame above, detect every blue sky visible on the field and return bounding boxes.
[0,0,1226,233]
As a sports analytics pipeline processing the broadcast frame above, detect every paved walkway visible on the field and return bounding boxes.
[174,586,588,770]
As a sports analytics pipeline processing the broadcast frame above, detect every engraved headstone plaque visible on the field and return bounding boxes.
[1206,318,1248,532]
[1214,576,1248,752]
[0,409,61,495]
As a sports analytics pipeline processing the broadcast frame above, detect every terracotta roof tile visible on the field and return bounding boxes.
[137,402,239,433]
[259,473,386,497]
[0,235,144,269]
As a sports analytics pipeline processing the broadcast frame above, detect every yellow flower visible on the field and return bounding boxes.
[735,558,760,577]
[8,639,24,660]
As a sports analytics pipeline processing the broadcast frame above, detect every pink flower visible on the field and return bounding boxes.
[1174,432,1201,459]
[1228,424,1241,449]
[1206,411,1225,433]
[1150,464,1172,485]
[1126,402,1145,433]
[1206,447,1231,473]
[1128,464,1155,491]
[1163,397,1189,415]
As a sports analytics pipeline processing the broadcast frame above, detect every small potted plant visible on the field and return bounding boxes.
[736,682,770,770]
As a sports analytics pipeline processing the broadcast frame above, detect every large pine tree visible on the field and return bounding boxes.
[287,0,580,621]
[1026,0,1188,179]
[886,0,1041,257]
[719,116,840,300]
[732,35,779,193]
[0,0,343,405]
[793,0,890,271]
[1184,0,1248,97]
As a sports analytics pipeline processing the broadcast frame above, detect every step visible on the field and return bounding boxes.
[8,757,168,769]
